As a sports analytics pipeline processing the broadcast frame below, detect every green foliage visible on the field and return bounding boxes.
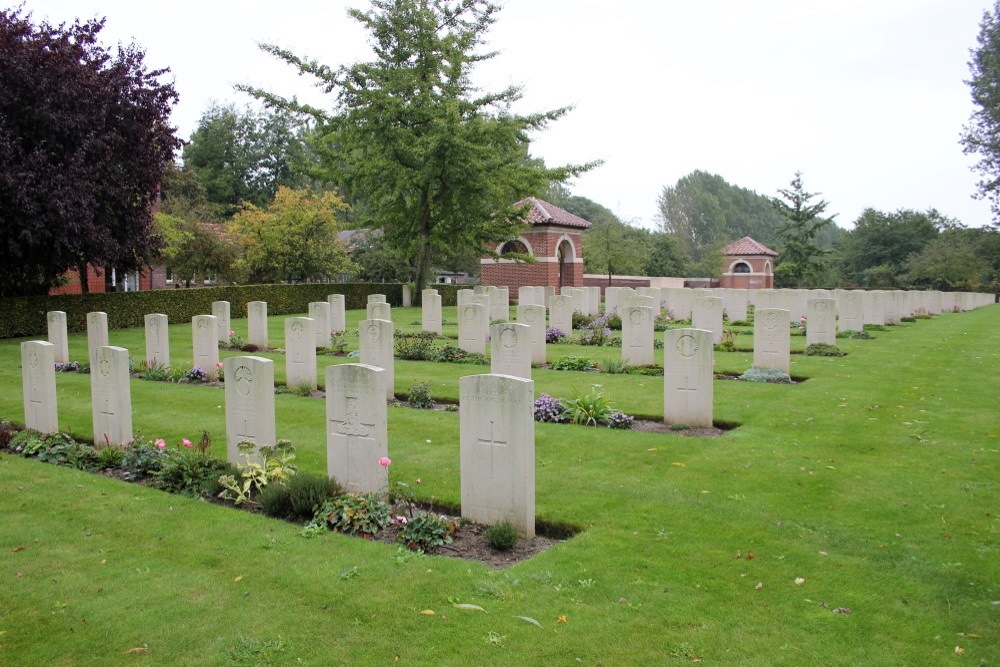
[258,482,295,520]
[961,1,1000,223]
[397,512,456,551]
[431,345,487,365]
[552,355,596,371]
[153,448,231,498]
[837,329,872,340]
[572,311,595,329]
[154,211,239,287]
[804,343,846,357]
[714,330,738,352]
[229,187,354,283]
[561,385,617,426]
[223,636,288,666]
[485,521,519,551]
[771,172,835,287]
[394,333,436,361]
[329,330,349,353]
[407,381,434,409]
[601,357,630,374]
[836,208,944,287]
[903,227,1000,291]
[738,367,793,383]
[139,362,169,381]
[315,493,392,537]
[583,218,650,279]
[218,440,297,505]
[242,0,594,294]
[121,439,167,477]
[0,283,411,339]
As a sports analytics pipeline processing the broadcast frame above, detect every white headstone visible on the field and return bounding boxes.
[309,301,333,349]
[328,294,347,332]
[212,301,231,344]
[367,301,391,321]
[46,311,69,364]
[884,291,900,325]
[248,301,268,348]
[22,340,58,433]
[87,311,109,354]
[368,294,387,305]
[692,296,724,344]
[563,287,584,314]
[806,298,837,346]
[490,322,532,379]
[864,291,886,326]
[543,286,555,308]
[754,308,790,374]
[192,315,220,381]
[586,286,601,316]
[621,305,655,366]
[516,304,547,365]
[460,373,535,538]
[518,286,535,306]
[422,290,443,335]
[458,303,488,355]
[838,290,864,333]
[605,287,622,315]
[285,317,317,390]
[402,284,412,307]
[90,345,132,448]
[457,288,475,306]
[224,356,276,464]
[722,289,749,323]
[326,363,388,494]
[490,287,510,322]
[144,313,169,368]
[359,318,395,400]
[549,294,574,336]
[663,329,714,428]
[754,289,781,311]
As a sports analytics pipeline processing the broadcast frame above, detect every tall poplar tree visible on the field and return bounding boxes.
[961,1,1000,226]
[240,0,592,293]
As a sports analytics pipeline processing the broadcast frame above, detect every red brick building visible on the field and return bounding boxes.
[718,236,777,289]
[480,198,589,291]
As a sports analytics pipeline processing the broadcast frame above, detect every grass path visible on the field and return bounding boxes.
[1,306,998,664]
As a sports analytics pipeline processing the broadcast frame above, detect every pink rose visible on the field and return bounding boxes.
[229,330,235,336]
[378,456,392,467]
[182,438,193,448]
[155,438,166,450]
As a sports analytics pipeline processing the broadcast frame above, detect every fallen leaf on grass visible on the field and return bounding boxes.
[233,576,243,582]
[420,610,436,615]
[647,448,657,452]
[755,582,763,590]
[452,603,486,612]
[957,633,981,638]
[795,578,805,585]
[122,647,148,654]
[955,646,965,655]
[15,572,24,578]
[516,616,542,628]
[671,462,685,467]
[10,546,25,553]
[833,607,852,614]
[556,615,567,623]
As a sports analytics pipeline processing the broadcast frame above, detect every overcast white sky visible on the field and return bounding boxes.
[28,0,997,229]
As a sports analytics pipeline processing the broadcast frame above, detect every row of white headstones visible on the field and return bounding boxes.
[20,287,991,537]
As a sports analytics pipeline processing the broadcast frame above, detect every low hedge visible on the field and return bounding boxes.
[0,282,466,339]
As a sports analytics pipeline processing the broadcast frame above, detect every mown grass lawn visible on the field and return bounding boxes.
[1,303,998,665]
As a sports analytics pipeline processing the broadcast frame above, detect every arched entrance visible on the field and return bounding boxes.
[556,239,574,288]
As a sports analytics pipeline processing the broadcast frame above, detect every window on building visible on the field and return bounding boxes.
[733,261,752,273]
[499,240,529,256]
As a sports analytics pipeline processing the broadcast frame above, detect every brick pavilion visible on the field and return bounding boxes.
[480,198,590,291]
[718,236,778,289]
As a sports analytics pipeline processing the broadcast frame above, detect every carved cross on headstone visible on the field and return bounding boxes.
[236,414,255,441]
[478,419,508,482]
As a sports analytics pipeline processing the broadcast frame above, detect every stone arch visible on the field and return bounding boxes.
[499,236,534,258]
[729,260,752,274]
[556,237,576,288]
[764,261,772,275]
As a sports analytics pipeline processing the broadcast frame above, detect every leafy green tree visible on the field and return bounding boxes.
[771,172,835,287]
[348,231,412,283]
[904,227,1000,291]
[0,9,180,295]
[836,208,945,287]
[961,1,1000,224]
[240,0,592,294]
[154,213,238,287]
[183,103,314,216]
[644,232,689,277]
[229,187,354,283]
[583,219,648,282]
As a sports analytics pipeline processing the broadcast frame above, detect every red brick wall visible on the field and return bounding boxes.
[482,225,584,290]
[49,265,107,295]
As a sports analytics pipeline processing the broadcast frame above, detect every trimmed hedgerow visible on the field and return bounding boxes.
[0,282,457,339]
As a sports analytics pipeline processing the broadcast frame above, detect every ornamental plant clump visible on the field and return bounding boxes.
[313,493,393,537]
[485,521,518,551]
[397,511,456,551]
[227,331,246,349]
[606,410,634,430]
[561,385,620,426]
[394,332,436,360]
[408,380,434,409]
[329,330,349,353]
[805,343,846,357]
[738,367,793,383]
[533,393,568,423]
[218,439,298,505]
[551,355,596,371]
[577,313,617,346]
[545,327,567,343]
[432,344,486,364]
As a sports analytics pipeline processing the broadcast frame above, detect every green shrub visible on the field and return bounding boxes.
[121,439,167,477]
[601,357,629,374]
[0,419,19,450]
[572,311,595,329]
[738,367,793,383]
[316,493,392,537]
[153,449,232,498]
[668,423,691,431]
[408,380,434,409]
[10,428,46,455]
[432,345,487,365]
[901,316,916,323]
[258,482,295,519]
[284,472,342,520]
[804,343,846,357]
[394,332,436,360]
[485,521,518,551]
[139,362,169,381]
[552,355,596,371]
[397,511,456,551]
[604,313,622,330]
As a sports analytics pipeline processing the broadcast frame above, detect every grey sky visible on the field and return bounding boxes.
[29,0,996,229]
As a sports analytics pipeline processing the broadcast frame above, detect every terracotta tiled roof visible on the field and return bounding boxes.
[514,197,592,229]
[722,236,778,256]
